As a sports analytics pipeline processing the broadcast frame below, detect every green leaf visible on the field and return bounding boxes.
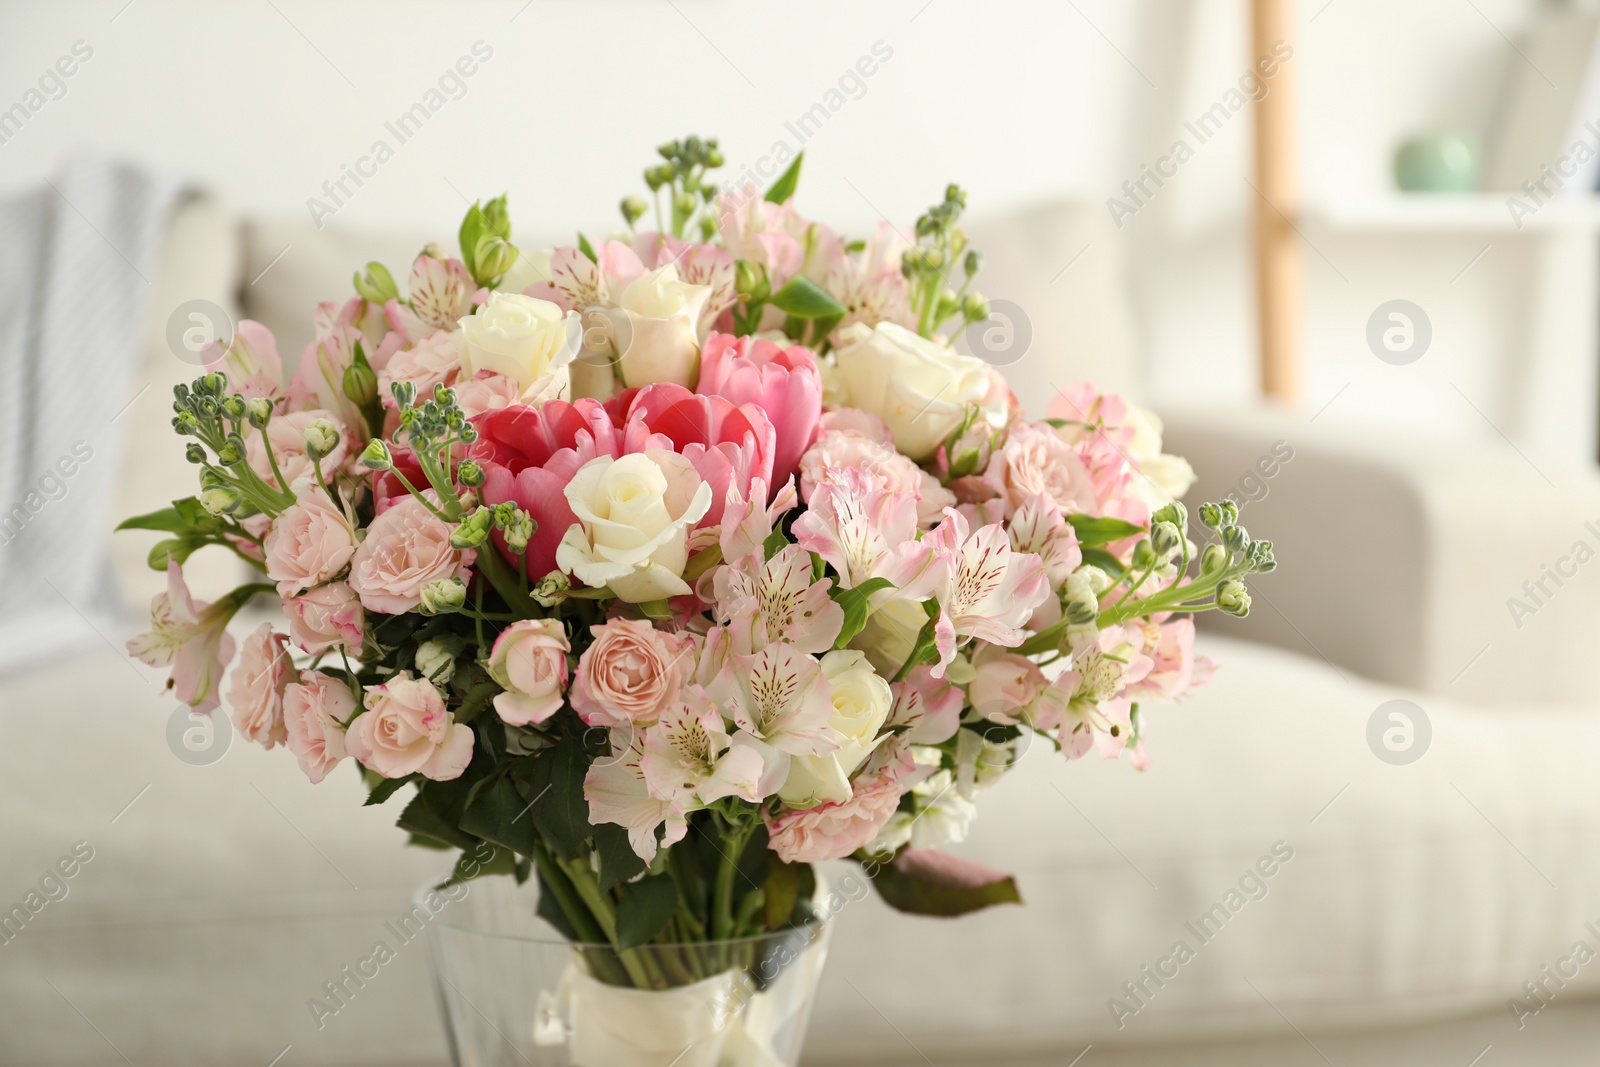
[769,275,845,320]
[118,499,212,535]
[615,874,680,950]
[762,528,789,561]
[577,232,598,264]
[892,599,944,681]
[762,860,802,928]
[830,576,895,650]
[453,678,499,725]
[364,774,416,807]
[397,781,478,851]
[595,823,647,892]
[1080,547,1128,580]
[1067,514,1145,547]
[764,152,804,204]
[509,733,591,859]
[458,776,539,857]
[439,842,519,887]
[866,849,1022,917]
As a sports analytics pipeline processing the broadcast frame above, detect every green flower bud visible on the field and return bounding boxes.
[1217,580,1251,617]
[456,460,484,488]
[415,639,456,686]
[343,359,378,410]
[481,195,510,238]
[1219,499,1240,526]
[533,570,571,607]
[734,259,768,302]
[962,293,990,323]
[359,438,392,471]
[1131,538,1156,570]
[199,486,241,516]
[303,419,340,461]
[221,395,247,419]
[391,380,417,411]
[1198,502,1224,529]
[198,372,228,397]
[1221,524,1250,555]
[419,578,468,616]
[245,397,274,429]
[216,434,247,466]
[706,148,725,168]
[1150,520,1182,558]
[503,507,535,553]
[473,235,518,281]
[620,195,649,227]
[352,261,399,305]
[173,411,201,436]
[1151,501,1187,532]
[1063,590,1099,625]
[1249,539,1277,573]
[185,443,207,465]
[673,191,696,217]
[963,249,982,278]
[449,507,493,550]
[1199,543,1228,577]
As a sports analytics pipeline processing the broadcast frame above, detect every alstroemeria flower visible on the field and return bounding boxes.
[126,561,240,714]
[407,253,474,333]
[1006,493,1083,587]
[622,384,775,529]
[1033,624,1155,760]
[639,686,766,808]
[632,233,737,335]
[200,319,283,400]
[822,221,916,340]
[711,544,843,656]
[288,324,369,436]
[1129,617,1215,701]
[887,665,964,745]
[696,332,822,489]
[585,731,690,863]
[705,642,837,760]
[792,468,920,589]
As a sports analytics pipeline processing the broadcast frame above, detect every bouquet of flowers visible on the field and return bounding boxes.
[121,136,1274,1025]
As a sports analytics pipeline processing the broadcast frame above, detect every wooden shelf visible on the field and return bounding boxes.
[1304,193,1600,234]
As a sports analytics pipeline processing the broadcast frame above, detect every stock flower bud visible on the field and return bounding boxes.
[185,443,206,465]
[415,639,456,686]
[352,261,399,305]
[221,395,247,419]
[1249,539,1277,572]
[303,419,340,461]
[173,411,201,436]
[1063,590,1099,625]
[450,507,493,550]
[198,372,228,397]
[1199,543,1228,577]
[217,434,247,466]
[245,397,274,429]
[1221,524,1250,555]
[199,486,241,516]
[456,460,484,488]
[457,490,479,512]
[1150,521,1182,558]
[1131,538,1156,570]
[620,195,649,227]
[419,578,468,616]
[359,439,392,471]
[1217,580,1251,617]
[963,249,982,277]
[962,292,990,322]
[503,508,535,553]
[532,570,571,607]
[1198,502,1224,529]
[1219,500,1240,526]
[343,359,378,409]
[1151,501,1187,532]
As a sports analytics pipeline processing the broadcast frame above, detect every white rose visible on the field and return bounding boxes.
[603,263,712,389]
[555,451,713,603]
[779,649,893,807]
[1123,405,1197,506]
[833,321,1005,460]
[457,291,578,402]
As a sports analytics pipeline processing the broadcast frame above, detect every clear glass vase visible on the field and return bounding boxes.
[419,875,832,1067]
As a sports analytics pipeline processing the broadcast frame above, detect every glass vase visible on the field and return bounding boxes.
[418,875,832,1067]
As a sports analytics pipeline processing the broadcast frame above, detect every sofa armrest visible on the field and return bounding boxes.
[1158,403,1600,707]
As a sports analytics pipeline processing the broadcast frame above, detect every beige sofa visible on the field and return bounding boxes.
[4,195,1600,1066]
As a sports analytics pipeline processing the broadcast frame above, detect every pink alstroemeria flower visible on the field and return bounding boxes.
[712,543,844,656]
[288,323,369,436]
[792,468,920,589]
[585,731,691,863]
[705,643,838,761]
[406,253,474,333]
[639,686,767,810]
[125,561,242,714]
[696,332,822,489]
[200,319,283,400]
[622,383,776,529]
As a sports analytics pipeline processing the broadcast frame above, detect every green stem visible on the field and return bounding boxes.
[713,814,755,943]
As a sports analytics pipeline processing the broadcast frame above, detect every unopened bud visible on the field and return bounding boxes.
[185,443,206,465]
[1221,524,1250,555]
[173,411,201,436]
[1219,500,1240,526]
[245,397,274,429]
[962,292,990,322]
[198,372,228,397]
[456,460,484,488]
[415,639,456,686]
[390,380,417,411]
[620,195,649,227]
[419,578,468,616]
[1249,539,1277,572]
[457,489,479,512]
[1199,543,1228,577]
[303,419,340,461]
[1151,501,1187,532]
[199,486,241,516]
[504,508,535,553]
[1150,521,1182,558]
[359,438,392,471]
[964,249,982,277]
[473,235,518,281]
[217,434,246,466]
[1198,502,1225,529]
[734,259,768,302]
[1131,538,1156,570]
[343,360,378,409]
[1217,580,1251,617]
[221,395,247,419]
[352,261,399,305]
[450,507,493,550]
[533,570,571,607]
[1063,590,1099,625]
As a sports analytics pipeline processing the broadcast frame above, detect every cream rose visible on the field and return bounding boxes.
[833,321,1005,461]
[1124,405,1197,506]
[779,649,893,807]
[346,672,473,781]
[850,596,931,678]
[555,451,712,603]
[457,291,578,402]
[487,619,571,726]
[608,263,711,389]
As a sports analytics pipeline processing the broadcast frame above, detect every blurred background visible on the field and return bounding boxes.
[5,1,1600,1065]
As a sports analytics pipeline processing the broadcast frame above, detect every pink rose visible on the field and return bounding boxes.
[798,427,955,526]
[696,332,822,488]
[282,581,364,654]
[264,487,356,598]
[982,421,1096,517]
[226,624,292,748]
[282,670,354,784]
[246,408,350,494]
[488,619,571,726]
[377,328,462,406]
[967,651,1047,724]
[570,618,696,728]
[348,492,473,614]
[765,770,904,864]
[346,673,473,780]
[452,372,521,418]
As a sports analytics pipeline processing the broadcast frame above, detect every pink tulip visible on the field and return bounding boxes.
[696,332,822,488]
[621,384,775,529]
